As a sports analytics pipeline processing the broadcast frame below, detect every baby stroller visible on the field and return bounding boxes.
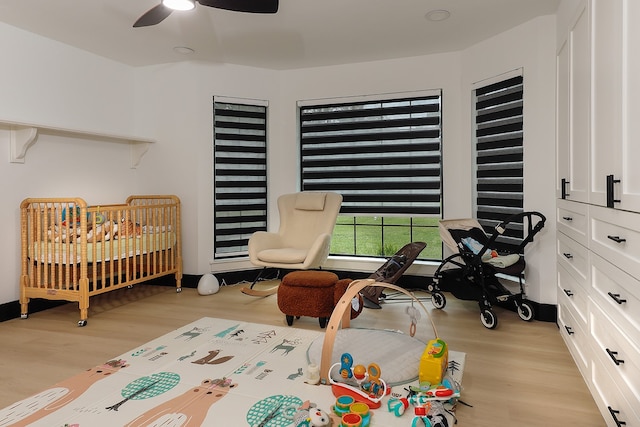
[428,211,546,329]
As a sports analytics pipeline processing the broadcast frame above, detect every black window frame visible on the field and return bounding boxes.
[213,98,268,259]
[473,74,524,252]
[298,91,443,259]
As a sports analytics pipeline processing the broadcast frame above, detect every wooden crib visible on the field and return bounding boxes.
[20,195,182,326]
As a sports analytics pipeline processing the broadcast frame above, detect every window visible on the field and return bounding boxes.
[213,99,267,258]
[299,91,442,259]
[473,74,524,252]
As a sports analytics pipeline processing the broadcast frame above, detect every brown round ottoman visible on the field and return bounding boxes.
[277,270,339,328]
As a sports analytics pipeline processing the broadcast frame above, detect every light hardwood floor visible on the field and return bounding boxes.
[0,281,604,426]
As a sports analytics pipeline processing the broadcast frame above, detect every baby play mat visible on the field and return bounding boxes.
[0,317,464,426]
[307,328,429,386]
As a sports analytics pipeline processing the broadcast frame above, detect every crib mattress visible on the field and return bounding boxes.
[29,231,176,264]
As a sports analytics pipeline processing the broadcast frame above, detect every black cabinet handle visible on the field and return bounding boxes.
[606,348,625,366]
[564,325,574,335]
[563,252,573,259]
[607,235,627,243]
[563,289,574,297]
[608,406,627,426]
[606,175,621,208]
[561,178,570,199]
[608,292,627,304]
[562,216,573,221]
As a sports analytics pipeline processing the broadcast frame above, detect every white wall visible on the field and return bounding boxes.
[0,22,139,305]
[272,52,466,280]
[216,16,559,305]
[131,62,280,274]
[0,22,279,304]
[0,13,558,308]
[461,15,558,304]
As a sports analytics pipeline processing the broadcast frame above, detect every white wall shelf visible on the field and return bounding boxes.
[1,119,155,169]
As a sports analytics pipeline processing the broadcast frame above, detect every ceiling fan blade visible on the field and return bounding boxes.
[133,4,174,27]
[197,0,278,14]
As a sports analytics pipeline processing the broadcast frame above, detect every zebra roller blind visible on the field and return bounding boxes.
[299,92,442,216]
[474,75,524,252]
[213,100,267,258]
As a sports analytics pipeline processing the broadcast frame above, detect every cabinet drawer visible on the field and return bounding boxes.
[558,264,588,324]
[591,347,640,427]
[558,297,590,375]
[591,253,640,345]
[590,303,640,399]
[589,205,640,280]
[557,199,589,246]
[557,232,589,285]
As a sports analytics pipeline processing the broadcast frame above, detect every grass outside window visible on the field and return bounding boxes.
[330,216,442,260]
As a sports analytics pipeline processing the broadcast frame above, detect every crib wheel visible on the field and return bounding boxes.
[78,320,87,327]
[176,287,182,293]
[20,314,28,319]
[480,309,497,329]
[431,292,446,309]
[517,301,535,322]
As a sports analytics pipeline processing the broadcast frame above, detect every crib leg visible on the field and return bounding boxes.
[78,278,89,327]
[19,275,30,319]
[175,270,182,293]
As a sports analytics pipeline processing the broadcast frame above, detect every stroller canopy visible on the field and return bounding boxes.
[439,218,486,253]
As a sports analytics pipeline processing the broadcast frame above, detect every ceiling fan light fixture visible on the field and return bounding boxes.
[162,0,195,11]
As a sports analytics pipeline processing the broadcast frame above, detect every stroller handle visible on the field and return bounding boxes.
[490,211,546,254]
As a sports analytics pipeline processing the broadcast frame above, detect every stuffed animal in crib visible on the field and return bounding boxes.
[284,400,333,427]
[52,220,142,243]
[86,221,113,242]
[116,220,142,238]
[86,220,141,242]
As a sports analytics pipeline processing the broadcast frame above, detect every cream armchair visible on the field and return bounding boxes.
[243,191,342,295]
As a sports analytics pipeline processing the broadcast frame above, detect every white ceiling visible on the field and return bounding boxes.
[0,0,560,70]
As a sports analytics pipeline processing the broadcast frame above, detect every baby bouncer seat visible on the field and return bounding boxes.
[428,211,545,329]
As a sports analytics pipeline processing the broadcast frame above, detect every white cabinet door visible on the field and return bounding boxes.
[590,0,622,207]
[591,0,640,212]
[557,4,590,203]
[557,38,570,200]
[619,0,640,212]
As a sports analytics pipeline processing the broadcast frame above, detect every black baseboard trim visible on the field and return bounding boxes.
[0,299,67,323]
[1,270,557,324]
[531,302,558,323]
[0,274,202,323]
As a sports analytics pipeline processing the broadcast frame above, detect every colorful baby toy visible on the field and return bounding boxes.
[283,400,333,427]
[333,395,372,427]
[328,353,388,409]
[418,338,448,386]
[387,374,461,427]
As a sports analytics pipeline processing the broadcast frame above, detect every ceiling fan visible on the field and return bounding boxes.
[133,0,279,27]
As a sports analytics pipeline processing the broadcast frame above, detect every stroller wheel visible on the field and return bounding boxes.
[431,292,447,309]
[517,301,535,321]
[480,309,498,329]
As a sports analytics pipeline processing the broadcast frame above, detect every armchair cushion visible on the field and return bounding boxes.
[294,191,327,211]
[257,248,308,264]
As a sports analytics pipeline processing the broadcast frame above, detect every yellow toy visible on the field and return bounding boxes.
[418,338,448,386]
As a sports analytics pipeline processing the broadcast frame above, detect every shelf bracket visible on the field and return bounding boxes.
[130,141,151,169]
[9,126,38,163]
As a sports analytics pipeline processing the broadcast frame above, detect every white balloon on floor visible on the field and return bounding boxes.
[197,273,220,295]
